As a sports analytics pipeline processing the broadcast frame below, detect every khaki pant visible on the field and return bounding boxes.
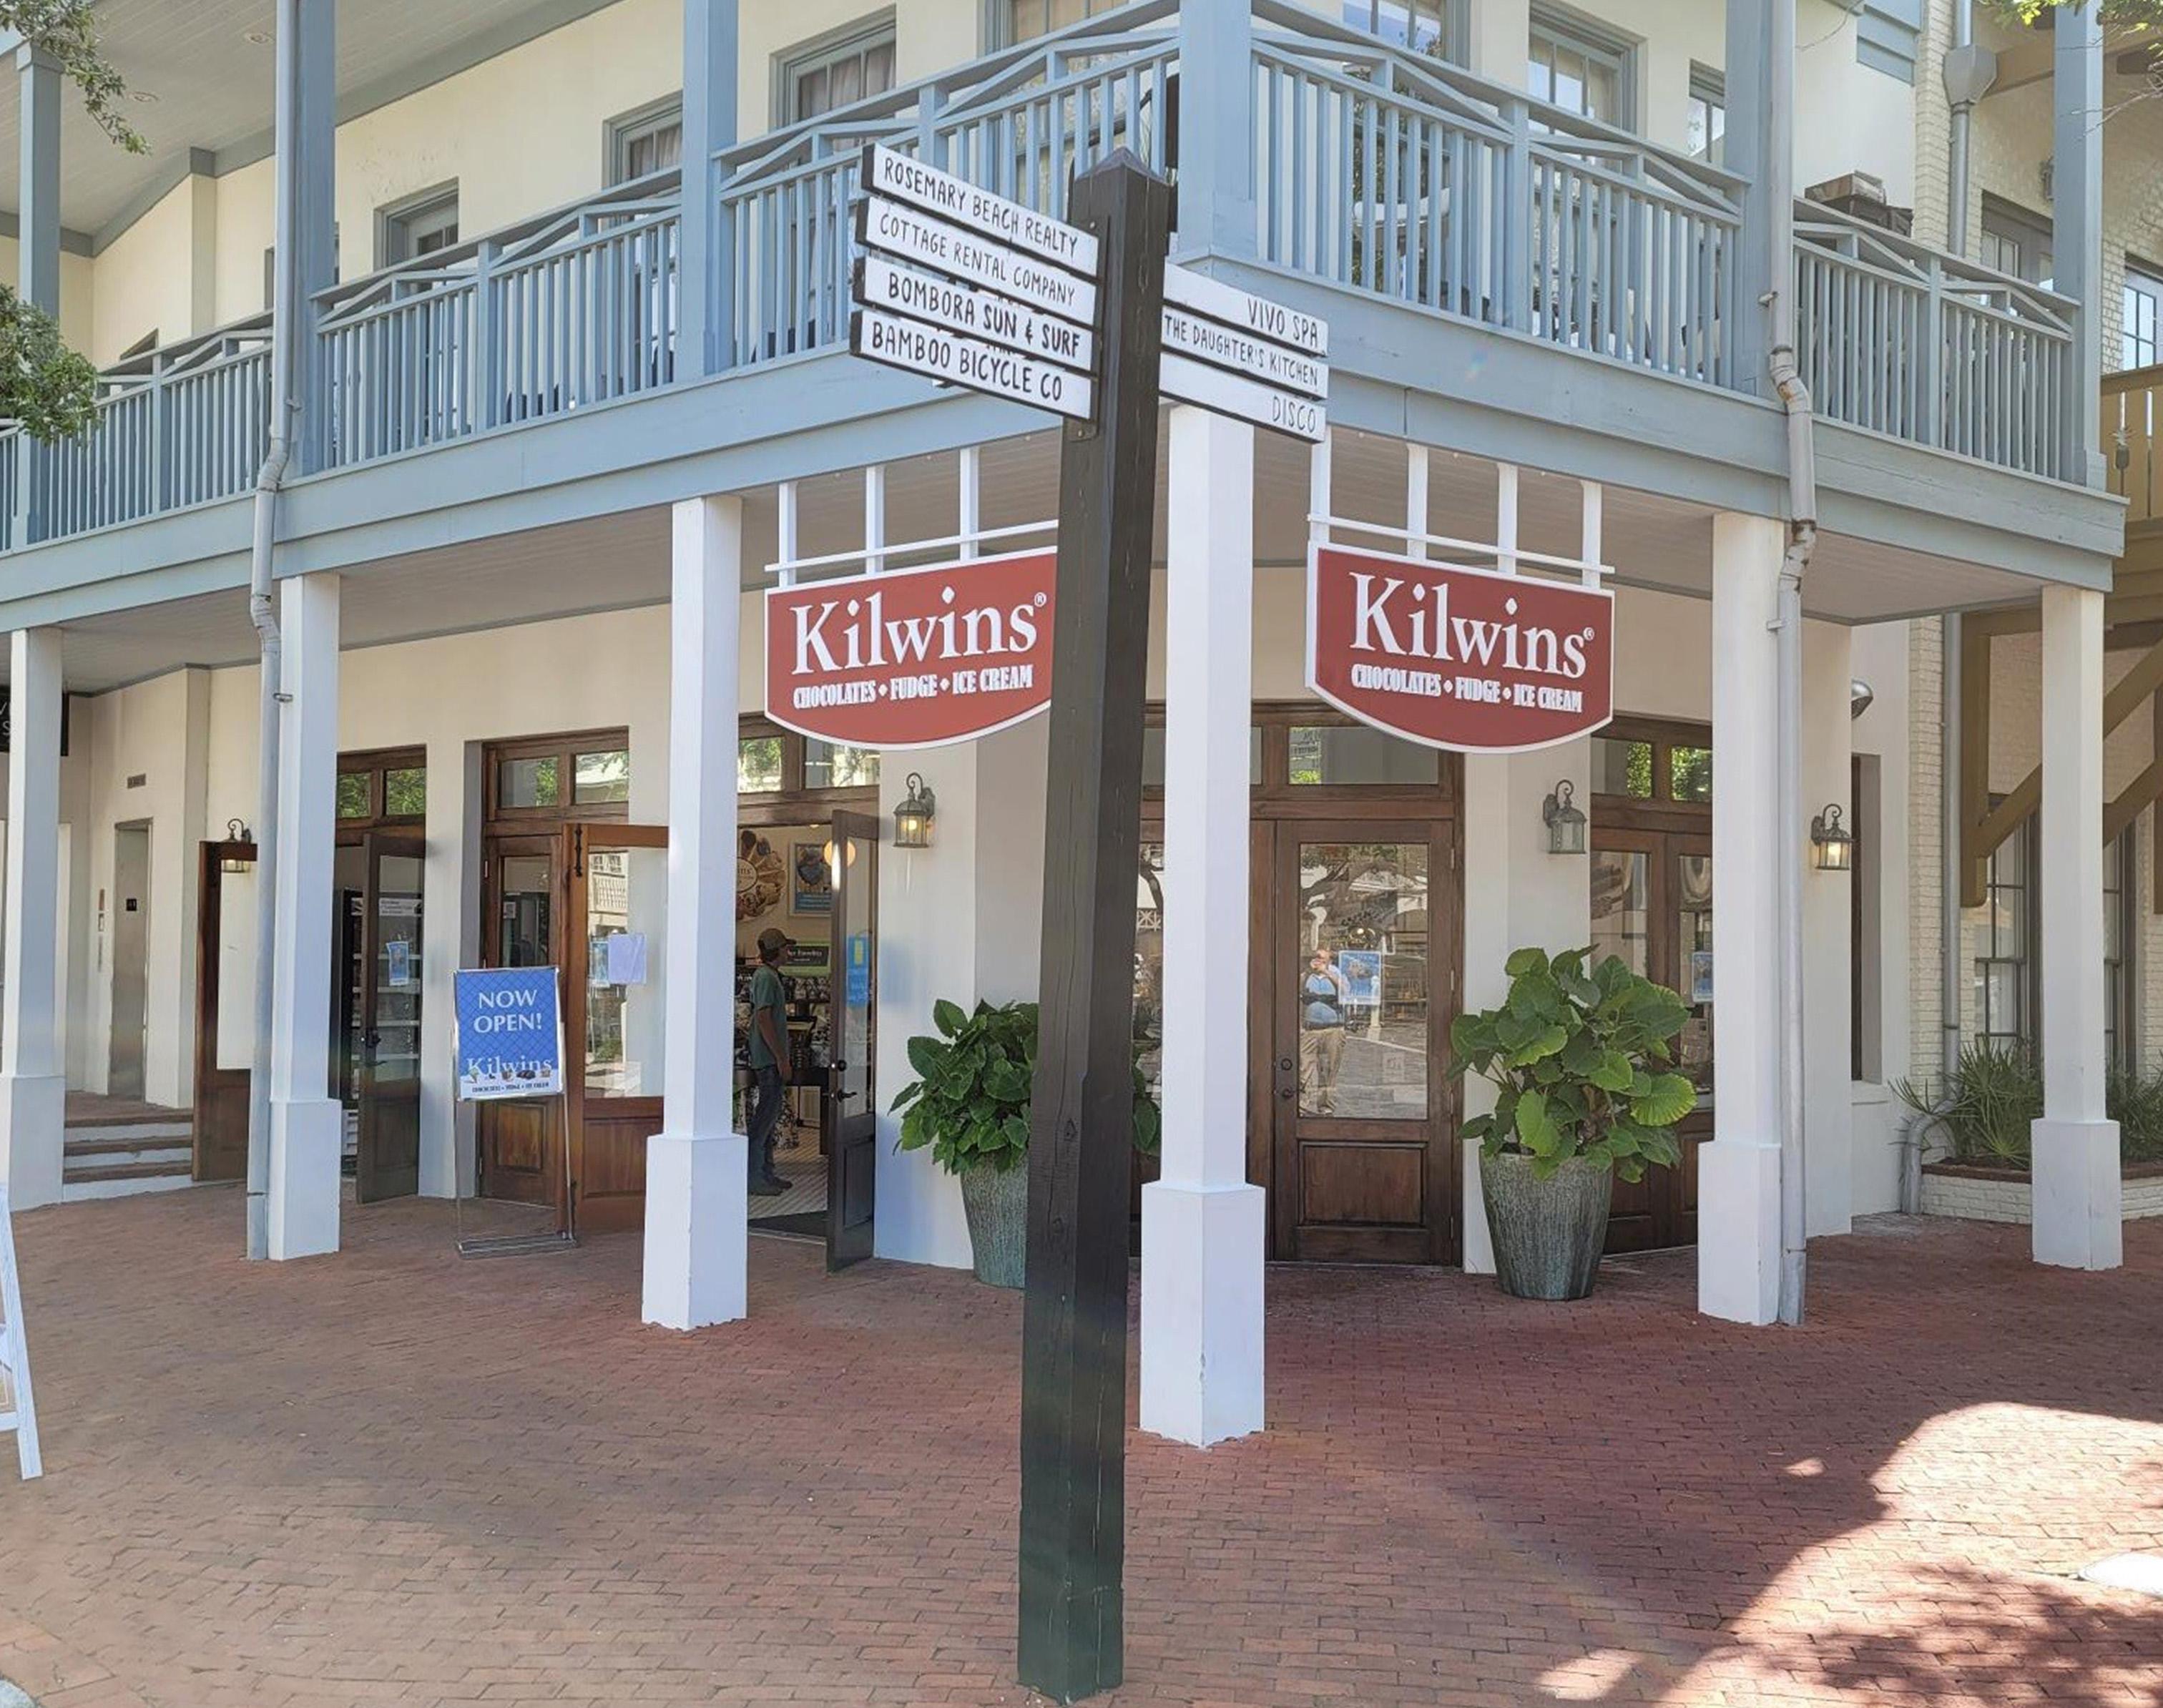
[1299,1025,1345,1114]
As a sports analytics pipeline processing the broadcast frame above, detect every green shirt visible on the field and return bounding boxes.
[748,963,788,1070]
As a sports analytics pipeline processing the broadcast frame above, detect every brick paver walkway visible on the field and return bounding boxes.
[1,1189,2158,1707]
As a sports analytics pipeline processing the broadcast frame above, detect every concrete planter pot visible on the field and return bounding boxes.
[958,1157,1029,1289]
[1481,1151,1614,1302]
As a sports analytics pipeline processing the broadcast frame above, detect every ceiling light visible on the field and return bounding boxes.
[243,29,273,45]
[128,89,158,104]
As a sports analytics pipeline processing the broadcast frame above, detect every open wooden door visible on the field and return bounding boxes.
[564,823,670,1235]
[354,831,425,1202]
[192,839,255,1183]
[824,811,880,1270]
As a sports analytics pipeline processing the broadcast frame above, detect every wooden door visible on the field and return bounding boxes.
[1590,825,1712,1252]
[563,823,668,1235]
[478,833,565,1215]
[823,812,880,1269]
[1263,819,1457,1264]
[354,832,425,1202]
[192,840,255,1182]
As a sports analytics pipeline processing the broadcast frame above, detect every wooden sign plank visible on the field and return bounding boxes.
[856,255,1096,372]
[1164,261,1330,356]
[863,142,1101,277]
[857,195,1100,326]
[1160,351,1327,443]
[850,306,1097,419]
[1159,304,1328,399]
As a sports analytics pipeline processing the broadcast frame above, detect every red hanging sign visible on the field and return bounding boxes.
[764,549,1056,750]
[1305,543,1614,753]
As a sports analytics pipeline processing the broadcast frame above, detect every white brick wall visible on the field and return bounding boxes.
[1921,1168,2163,1222]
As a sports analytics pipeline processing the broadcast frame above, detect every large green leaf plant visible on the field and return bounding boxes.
[1451,948,1697,1182]
[892,998,1162,1174]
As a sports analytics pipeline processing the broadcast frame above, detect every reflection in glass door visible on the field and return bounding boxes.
[824,812,880,1270]
[355,833,425,1203]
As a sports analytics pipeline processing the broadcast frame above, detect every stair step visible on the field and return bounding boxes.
[63,1121,191,1144]
[62,1159,193,1184]
[64,1136,193,1160]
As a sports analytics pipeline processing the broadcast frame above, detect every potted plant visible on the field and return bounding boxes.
[1451,947,1697,1301]
[892,998,1162,1287]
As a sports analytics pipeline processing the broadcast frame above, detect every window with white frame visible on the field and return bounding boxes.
[1686,64,1725,167]
[1974,809,2035,1052]
[609,97,684,184]
[2125,260,2162,370]
[1340,0,1462,58]
[1980,194,2052,289]
[2104,827,2134,1071]
[778,14,897,124]
[1526,6,1633,128]
[1001,0,1120,45]
[377,183,460,268]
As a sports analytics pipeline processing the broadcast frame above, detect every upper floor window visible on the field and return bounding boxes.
[2104,826,2133,1071]
[1527,6,1634,128]
[1685,64,1725,167]
[2125,260,2162,370]
[378,183,460,268]
[1980,194,2052,289]
[608,97,684,184]
[1340,1,1461,58]
[1002,0,1121,45]
[779,14,897,124]
[1974,808,2034,1053]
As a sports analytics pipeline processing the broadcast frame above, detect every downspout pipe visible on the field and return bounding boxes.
[246,0,306,1261]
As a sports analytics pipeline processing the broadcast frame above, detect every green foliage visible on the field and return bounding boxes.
[1897,1041,2163,1168]
[2001,0,2163,33]
[891,998,1161,1176]
[1,2,147,157]
[1449,947,1696,1184]
[0,288,98,439]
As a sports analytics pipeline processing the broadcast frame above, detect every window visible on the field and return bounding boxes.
[804,740,879,790]
[779,15,897,124]
[383,767,427,819]
[2125,261,2163,370]
[1340,0,1462,59]
[1851,755,1883,1083]
[1288,724,1439,786]
[1973,810,2035,1051]
[573,749,632,805]
[487,731,631,822]
[263,229,341,311]
[2104,828,2134,1071]
[1685,64,1725,167]
[498,755,561,810]
[1980,195,2052,288]
[335,772,373,820]
[333,750,426,829]
[1001,0,1119,45]
[738,735,785,794]
[608,96,684,185]
[1527,8,1633,128]
[734,720,883,797]
[376,183,461,268]
[1591,736,1653,798]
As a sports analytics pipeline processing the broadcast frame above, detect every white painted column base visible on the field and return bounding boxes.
[1697,1139,1782,1325]
[2031,1119,2123,1270]
[0,1075,64,1212]
[642,1131,749,1330]
[1461,1142,1496,1276]
[1139,1181,1265,1446]
[268,1097,343,1260]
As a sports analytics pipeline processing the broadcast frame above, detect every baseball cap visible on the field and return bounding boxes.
[757,926,795,958]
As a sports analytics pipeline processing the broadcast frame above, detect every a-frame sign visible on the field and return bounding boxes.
[0,1188,44,1481]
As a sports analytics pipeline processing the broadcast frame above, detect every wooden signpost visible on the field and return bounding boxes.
[847,142,1328,1704]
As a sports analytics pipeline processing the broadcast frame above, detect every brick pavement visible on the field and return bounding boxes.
[0,1188,2158,1707]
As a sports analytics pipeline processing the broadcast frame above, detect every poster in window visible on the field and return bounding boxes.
[792,840,833,914]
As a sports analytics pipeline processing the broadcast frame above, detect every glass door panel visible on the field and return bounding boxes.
[1590,848,1649,978]
[565,825,667,1234]
[825,811,880,1270]
[355,833,424,1203]
[478,836,563,1214]
[1292,840,1430,1122]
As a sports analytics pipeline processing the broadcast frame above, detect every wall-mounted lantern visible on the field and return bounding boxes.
[893,772,938,849]
[221,818,254,873]
[1542,780,1587,855]
[1810,804,1855,873]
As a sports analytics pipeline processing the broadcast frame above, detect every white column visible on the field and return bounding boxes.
[1699,514,1784,1325]
[642,495,749,1330]
[0,628,66,1209]
[2033,583,2122,1269]
[1142,407,1265,1447]
[1802,622,1853,1237]
[267,572,343,1260]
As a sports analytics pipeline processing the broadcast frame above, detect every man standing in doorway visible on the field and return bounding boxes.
[1299,947,1350,1116]
[748,927,793,1196]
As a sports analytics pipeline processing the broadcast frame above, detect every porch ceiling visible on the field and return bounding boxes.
[44,422,2050,693]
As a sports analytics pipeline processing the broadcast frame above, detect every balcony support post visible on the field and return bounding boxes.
[679,0,741,378]
[0,627,66,1212]
[1723,0,1792,401]
[14,44,58,544]
[278,0,338,473]
[1176,0,1255,260]
[2051,1,2104,488]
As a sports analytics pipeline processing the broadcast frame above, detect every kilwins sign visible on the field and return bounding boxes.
[764,549,1057,748]
[1306,544,1615,752]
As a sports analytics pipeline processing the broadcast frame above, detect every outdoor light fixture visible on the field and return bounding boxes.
[893,772,937,849]
[220,819,254,873]
[1849,679,1875,720]
[1542,780,1588,855]
[1810,804,1855,873]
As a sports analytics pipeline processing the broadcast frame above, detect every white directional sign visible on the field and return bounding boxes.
[1164,263,1329,357]
[857,254,1095,371]
[863,144,1101,276]
[851,307,1096,421]
[856,195,1099,326]
[1157,263,1330,442]
[1161,305,1328,398]
[1161,352,1327,444]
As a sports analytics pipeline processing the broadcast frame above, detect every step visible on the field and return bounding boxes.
[60,1164,195,1203]
[62,1121,191,1147]
[64,1135,193,1161]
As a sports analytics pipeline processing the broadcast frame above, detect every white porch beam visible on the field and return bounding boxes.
[642,494,749,1330]
[677,0,741,379]
[2033,583,2122,1269]
[1699,514,1785,1325]
[1142,406,1264,1447]
[0,627,65,1209]
[268,572,344,1260]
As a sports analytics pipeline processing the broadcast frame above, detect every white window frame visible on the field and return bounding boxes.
[1686,62,1725,167]
[1526,4,1638,131]
[1338,0,1468,61]
[994,0,1123,48]
[775,11,898,127]
[607,94,685,186]
[2124,258,2163,372]
[1980,193,2053,288]
[376,182,461,270]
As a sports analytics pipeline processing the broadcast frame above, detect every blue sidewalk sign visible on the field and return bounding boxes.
[453,966,564,1101]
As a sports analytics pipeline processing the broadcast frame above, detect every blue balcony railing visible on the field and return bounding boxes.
[0,0,2085,552]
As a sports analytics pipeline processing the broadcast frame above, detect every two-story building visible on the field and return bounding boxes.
[0,0,2137,1446]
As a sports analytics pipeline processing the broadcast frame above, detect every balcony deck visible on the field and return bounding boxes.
[0,1,2106,577]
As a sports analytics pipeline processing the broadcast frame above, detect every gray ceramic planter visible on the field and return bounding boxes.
[1481,1151,1614,1302]
[958,1157,1029,1289]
